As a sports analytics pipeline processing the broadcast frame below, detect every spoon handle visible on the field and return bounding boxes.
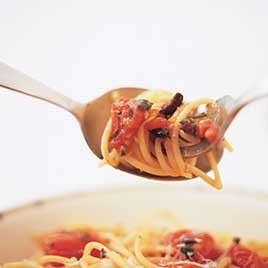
[0,62,80,114]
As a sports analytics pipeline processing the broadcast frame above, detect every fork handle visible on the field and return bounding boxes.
[0,62,80,113]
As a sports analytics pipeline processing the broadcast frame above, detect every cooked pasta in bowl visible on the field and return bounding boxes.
[0,185,267,267]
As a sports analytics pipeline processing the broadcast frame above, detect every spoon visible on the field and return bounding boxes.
[0,62,223,181]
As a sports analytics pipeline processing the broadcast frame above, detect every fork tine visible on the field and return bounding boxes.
[216,95,235,110]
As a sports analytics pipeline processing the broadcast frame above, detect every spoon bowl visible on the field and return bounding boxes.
[75,87,224,181]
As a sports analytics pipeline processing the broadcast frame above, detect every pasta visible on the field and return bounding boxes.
[3,213,268,268]
[101,90,231,189]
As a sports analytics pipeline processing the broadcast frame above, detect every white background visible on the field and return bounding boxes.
[0,0,268,210]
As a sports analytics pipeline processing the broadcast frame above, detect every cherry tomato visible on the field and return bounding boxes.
[196,119,212,137]
[196,119,219,143]
[163,229,222,263]
[144,117,171,130]
[109,98,146,151]
[163,229,190,246]
[204,125,219,143]
[40,231,102,259]
[228,243,266,268]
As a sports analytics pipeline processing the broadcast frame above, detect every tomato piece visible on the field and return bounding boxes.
[163,229,190,246]
[40,231,103,259]
[109,98,146,151]
[144,117,171,130]
[163,229,222,263]
[196,119,219,143]
[204,125,219,143]
[196,119,211,137]
[195,232,221,260]
[228,243,266,268]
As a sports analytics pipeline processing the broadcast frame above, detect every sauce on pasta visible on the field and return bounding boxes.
[3,214,268,268]
[101,90,233,189]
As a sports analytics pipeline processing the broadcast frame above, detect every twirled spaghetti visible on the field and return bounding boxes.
[3,213,268,268]
[101,90,233,189]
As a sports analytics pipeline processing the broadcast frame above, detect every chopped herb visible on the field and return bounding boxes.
[120,146,126,156]
[109,129,120,141]
[181,245,195,259]
[233,237,241,244]
[134,99,153,110]
[128,108,134,118]
[100,248,107,258]
[150,128,169,139]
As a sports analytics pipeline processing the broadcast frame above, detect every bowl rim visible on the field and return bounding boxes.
[1,184,268,220]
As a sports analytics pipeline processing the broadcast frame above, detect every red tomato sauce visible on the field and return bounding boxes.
[109,98,148,152]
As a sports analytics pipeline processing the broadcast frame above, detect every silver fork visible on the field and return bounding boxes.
[182,85,268,158]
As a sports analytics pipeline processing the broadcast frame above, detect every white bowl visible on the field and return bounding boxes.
[0,185,267,262]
